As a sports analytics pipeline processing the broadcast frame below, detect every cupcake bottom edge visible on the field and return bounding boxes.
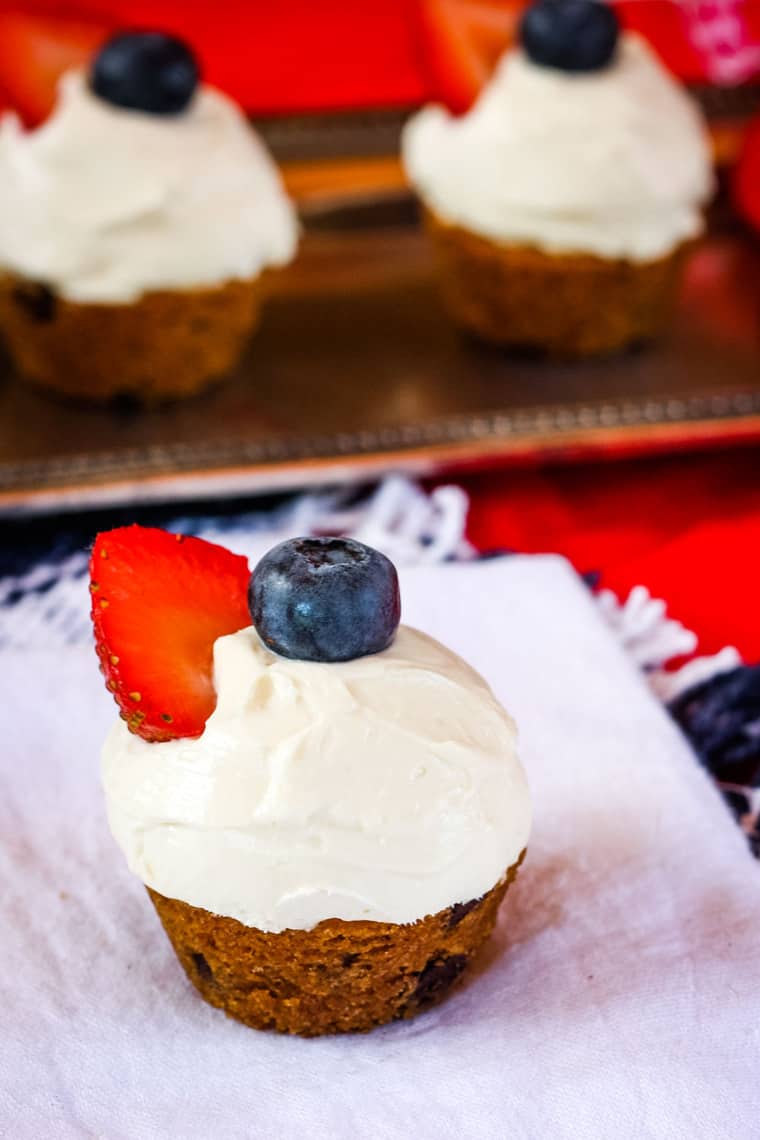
[424,208,692,358]
[0,272,264,405]
[147,850,526,1036]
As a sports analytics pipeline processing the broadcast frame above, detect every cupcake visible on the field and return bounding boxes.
[402,1,713,357]
[91,527,530,1036]
[0,32,298,402]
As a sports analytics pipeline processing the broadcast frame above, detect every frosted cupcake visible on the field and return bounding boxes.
[0,32,298,402]
[91,528,530,1035]
[403,0,713,356]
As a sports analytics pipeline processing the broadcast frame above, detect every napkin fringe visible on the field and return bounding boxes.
[595,584,758,857]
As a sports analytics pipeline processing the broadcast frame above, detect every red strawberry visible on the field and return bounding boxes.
[0,12,110,126]
[417,0,523,113]
[90,526,251,743]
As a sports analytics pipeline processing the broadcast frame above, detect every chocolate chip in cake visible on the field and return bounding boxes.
[12,282,57,323]
[191,952,213,983]
[446,898,480,929]
[412,954,468,1007]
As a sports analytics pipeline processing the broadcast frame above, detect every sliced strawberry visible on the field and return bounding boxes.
[90,526,251,743]
[0,12,110,125]
[417,0,523,113]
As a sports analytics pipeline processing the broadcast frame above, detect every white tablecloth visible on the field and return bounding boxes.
[2,556,758,1139]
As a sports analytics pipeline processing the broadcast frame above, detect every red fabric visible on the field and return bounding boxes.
[453,448,760,662]
[734,112,760,231]
[3,0,760,120]
[0,0,429,116]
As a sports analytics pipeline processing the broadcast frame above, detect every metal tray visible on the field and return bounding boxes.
[1,223,759,514]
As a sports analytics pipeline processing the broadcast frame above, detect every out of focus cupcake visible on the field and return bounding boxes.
[403,1,713,357]
[0,32,298,402]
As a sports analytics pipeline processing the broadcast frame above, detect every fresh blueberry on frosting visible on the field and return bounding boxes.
[520,0,619,73]
[249,537,400,662]
[90,31,199,114]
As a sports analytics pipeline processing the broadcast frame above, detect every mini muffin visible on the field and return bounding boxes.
[92,528,531,1036]
[403,0,713,357]
[0,32,298,402]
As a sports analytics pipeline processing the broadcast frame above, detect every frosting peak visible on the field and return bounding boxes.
[0,72,298,302]
[101,625,530,932]
[403,34,713,261]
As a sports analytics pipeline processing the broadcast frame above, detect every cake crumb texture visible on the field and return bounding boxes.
[148,852,524,1036]
[426,210,688,357]
[0,273,262,403]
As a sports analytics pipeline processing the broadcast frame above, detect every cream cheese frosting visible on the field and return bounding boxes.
[0,71,298,302]
[403,34,713,262]
[101,625,531,932]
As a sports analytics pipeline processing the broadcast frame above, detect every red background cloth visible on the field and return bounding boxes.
[452,448,760,662]
[2,0,759,121]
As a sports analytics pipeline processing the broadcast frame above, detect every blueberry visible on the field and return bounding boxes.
[90,31,199,115]
[249,537,401,663]
[520,0,619,73]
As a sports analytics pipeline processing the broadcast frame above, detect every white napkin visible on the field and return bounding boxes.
[1,556,758,1140]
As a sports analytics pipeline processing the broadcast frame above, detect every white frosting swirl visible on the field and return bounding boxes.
[403,34,713,262]
[101,625,530,932]
[0,72,298,302]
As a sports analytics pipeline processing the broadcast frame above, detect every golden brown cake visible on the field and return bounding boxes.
[148,855,523,1037]
[0,274,262,403]
[425,211,688,357]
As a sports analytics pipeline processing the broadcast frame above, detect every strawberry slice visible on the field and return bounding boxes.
[417,0,523,112]
[90,526,251,743]
[0,11,109,126]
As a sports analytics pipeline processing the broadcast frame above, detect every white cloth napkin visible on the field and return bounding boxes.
[2,555,758,1140]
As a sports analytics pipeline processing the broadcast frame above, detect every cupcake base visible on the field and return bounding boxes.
[148,852,524,1036]
[425,210,688,357]
[0,273,262,403]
